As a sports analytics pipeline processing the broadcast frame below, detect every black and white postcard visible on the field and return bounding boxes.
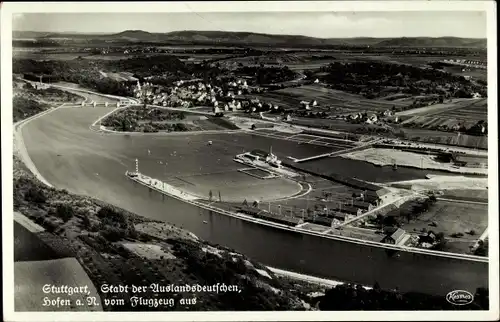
[1,1,498,321]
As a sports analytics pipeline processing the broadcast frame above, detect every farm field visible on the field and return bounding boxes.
[402,200,488,254]
[13,50,217,62]
[441,65,487,82]
[397,98,487,129]
[12,51,90,61]
[440,189,488,202]
[287,60,338,71]
[344,54,485,67]
[174,53,233,62]
[219,52,483,69]
[401,128,488,150]
[283,54,462,71]
[396,98,484,117]
[261,84,410,112]
[436,98,487,121]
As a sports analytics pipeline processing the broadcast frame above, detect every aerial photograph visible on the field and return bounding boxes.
[5,4,496,317]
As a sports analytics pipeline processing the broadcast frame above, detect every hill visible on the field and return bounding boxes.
[13,29,487,48]
[375,37,487,48]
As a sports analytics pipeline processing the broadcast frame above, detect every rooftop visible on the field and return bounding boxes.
[390,228,406,241]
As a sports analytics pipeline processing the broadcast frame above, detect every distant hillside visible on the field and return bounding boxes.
[13,29,487,48]
[375,37,487,48]
[12,31,55,39]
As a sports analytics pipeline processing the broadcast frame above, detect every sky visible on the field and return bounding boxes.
[13,11,487,38]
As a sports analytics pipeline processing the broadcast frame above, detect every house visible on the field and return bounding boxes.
[330,212,347,221]
[251,210,304,226]
[366,114,378,124]
[307,215,332,227]
[382,228,407,245]
[419,231,437,244]
[352,200,373,210]
[336,205,359,215]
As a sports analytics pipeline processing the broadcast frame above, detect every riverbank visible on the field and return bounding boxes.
[342,148,488,176]
[388,175,488,192]
[11,94,358,304]
[126,170,487,263]
[268,267,372,290]
[13,105,64,187]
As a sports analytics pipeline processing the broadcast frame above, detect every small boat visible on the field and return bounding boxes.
[208,141,213,145]
[203,220,208,224]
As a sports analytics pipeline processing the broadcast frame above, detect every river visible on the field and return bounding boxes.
[20,106,488,296]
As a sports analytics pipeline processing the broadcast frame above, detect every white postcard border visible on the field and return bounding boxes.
[2,2,498,321]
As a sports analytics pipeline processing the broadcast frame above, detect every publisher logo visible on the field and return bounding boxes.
[446,290,474,305]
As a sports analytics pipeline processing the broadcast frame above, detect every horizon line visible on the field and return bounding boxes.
[12,29,487,40]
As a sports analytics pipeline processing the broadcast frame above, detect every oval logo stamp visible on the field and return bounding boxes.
[446,290,474,305]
